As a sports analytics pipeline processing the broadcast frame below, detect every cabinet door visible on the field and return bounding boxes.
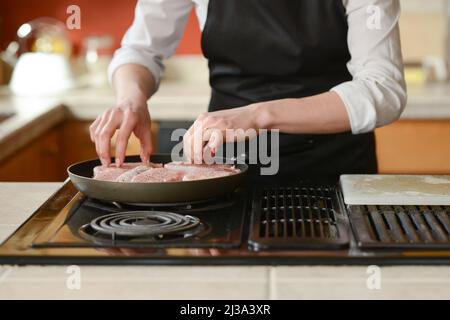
[61,121,97,169]
[0,126,64,181]
[0,120,160,182]
[375,120,450,174]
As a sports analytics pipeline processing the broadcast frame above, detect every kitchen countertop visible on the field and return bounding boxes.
[0,182,450,299]
[401,83,450,119]
[1,80,450,163]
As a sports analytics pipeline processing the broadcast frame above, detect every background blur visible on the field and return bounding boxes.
[1,0,450,182]
[0,0,202,55]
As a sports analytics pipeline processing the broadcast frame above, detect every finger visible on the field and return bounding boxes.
[202,128,223,165]
[94,109,113,164]
[94,109,113,138]
[205,128,224,155]
[115,110,137,167]
[193,119,206,164]
[97,110,122,166]
[201,128,214,165]
[138,127,153,165]
[135,122,153,165]
[89,117,101,142]
[183,125,195,163]
[202,145,214,165]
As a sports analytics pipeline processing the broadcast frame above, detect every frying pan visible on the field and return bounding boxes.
[67,154,248,203]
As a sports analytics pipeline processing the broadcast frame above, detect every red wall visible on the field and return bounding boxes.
[0,0,202,55]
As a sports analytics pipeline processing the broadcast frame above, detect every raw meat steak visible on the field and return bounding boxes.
[115,165,151,182]
[131,168,185,183]
[93,163,140,181]
[92,161,239,183]
[93,162,162,181]
[164,161,240,174]
[182,170,233,181]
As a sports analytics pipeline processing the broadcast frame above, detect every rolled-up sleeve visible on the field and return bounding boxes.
[331,0,407,134]
[108,0,194,87]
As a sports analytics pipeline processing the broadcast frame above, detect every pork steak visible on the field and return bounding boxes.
[115,165,151,182]
[93,162,162,182]
[131,168,185,183]
[92,161,240,183]
[164,161,240,174]
[182,170,233,181]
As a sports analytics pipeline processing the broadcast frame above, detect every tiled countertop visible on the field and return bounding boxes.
[0,183,449,299]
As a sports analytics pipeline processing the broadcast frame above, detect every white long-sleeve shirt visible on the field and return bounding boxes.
[108,0,407,134]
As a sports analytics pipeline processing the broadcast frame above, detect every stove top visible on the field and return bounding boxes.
[0,180,449,265]
[78,211,205,245]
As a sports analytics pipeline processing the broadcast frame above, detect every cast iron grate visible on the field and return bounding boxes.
[348,205,450,249]
[248,185,349,251]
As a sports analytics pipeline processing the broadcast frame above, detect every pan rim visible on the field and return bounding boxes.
[67,154,248,186]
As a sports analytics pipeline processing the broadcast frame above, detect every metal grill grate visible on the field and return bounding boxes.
[348,205,450,249]
[248,185,349,251]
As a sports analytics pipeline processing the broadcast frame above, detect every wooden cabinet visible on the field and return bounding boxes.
[1,119,450,181]
[0,120,159,182]
[0,126,65,181]
[375,120,450,174]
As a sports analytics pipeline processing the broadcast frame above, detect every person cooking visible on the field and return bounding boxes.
[90,0,406,179]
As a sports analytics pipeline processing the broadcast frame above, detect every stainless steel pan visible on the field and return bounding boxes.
[67,154,248,203]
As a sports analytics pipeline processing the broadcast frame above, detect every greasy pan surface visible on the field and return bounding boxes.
[67,155,248,203]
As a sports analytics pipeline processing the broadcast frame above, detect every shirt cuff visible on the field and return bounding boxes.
[107,47,164,88]
[331,81,377,134]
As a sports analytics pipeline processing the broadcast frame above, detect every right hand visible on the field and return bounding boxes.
[89,100,153,167]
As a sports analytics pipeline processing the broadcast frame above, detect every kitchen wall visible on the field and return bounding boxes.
[2,1,448,60]
[0,0,202,55]
[400,0,448,64]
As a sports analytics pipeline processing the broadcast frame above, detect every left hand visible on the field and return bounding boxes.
[183,104,263,164]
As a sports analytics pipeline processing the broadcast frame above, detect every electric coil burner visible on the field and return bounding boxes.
[0,178,450,265]
[79,211,205,245]
[22,184,246,251]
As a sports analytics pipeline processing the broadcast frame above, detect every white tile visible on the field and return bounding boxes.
[273,266,450,299]
[0,266,269,299]
[0,280,268,300]
[0,183,60,225]
[4,266,269,282]
[0,225,17,243]
[274,280,450,300]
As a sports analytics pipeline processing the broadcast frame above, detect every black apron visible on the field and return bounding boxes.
[201,0,377,181]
